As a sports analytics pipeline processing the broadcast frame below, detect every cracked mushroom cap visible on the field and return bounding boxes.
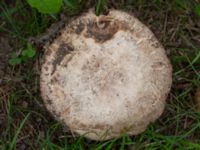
[40,10,172,141]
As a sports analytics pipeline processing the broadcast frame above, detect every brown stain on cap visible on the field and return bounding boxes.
[84,16,122,43]
[51,43,74,75]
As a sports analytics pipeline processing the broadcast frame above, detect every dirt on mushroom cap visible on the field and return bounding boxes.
[40,10,172,141]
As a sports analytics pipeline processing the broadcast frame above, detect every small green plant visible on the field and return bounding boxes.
[27,0,63,14]
[194,4,200,17]
[26,0,107,15]
[9,43,36,65]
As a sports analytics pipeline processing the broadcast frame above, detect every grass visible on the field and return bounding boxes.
[0,0,200,149]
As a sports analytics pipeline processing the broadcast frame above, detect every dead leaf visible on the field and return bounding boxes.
[194,88,200,112]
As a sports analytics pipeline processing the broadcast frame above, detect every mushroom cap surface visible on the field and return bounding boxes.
[40,10,172,140]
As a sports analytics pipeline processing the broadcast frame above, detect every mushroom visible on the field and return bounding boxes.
[40,10,172,141]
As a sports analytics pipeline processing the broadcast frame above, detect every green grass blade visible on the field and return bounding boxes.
[95,0,107,16]
[8,113,30,150]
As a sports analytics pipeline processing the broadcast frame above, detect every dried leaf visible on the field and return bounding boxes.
[194,88,200,112]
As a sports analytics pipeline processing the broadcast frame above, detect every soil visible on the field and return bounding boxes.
[0,34,12,82]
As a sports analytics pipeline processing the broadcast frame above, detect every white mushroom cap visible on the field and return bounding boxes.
[40,10,172,141]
